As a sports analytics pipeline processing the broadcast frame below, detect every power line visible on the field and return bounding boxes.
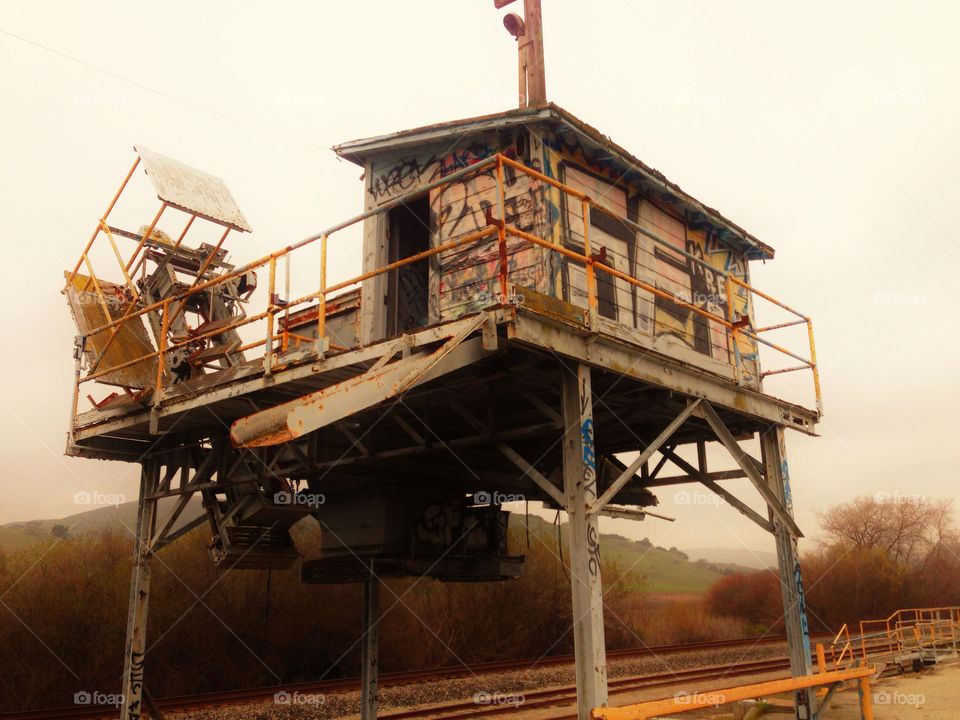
[0,26,325,151]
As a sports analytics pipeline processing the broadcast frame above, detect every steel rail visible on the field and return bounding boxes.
[0,634,831,720]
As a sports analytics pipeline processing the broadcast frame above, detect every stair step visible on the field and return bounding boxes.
[189,340,240,365]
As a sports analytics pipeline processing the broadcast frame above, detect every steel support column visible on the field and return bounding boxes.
[120,459,160,720]
[560,363,607,718]
[360,573,380,720]
[762,425,813,720]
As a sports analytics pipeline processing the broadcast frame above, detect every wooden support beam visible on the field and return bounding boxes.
[641,469,746,488]
[562,363,608,716]
[590,400,701,512]
[497,443,566,507]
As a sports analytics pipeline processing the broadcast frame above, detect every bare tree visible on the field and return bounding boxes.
[817,496,956,567]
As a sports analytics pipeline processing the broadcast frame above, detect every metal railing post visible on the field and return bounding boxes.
[725,276,741,384]
[265,257,276,376]
[282,254,291,351]
[316,233,328,358]
[807,318,823,415]
[582,198,597,330]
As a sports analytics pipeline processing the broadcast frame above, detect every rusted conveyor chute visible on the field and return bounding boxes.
[230,313,491,447]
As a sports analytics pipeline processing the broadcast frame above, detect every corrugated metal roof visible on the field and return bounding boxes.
[134,145,252,233]
[332,103,774,260]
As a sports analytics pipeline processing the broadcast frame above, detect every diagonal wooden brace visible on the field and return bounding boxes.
[589,398,701,513]
[695,401,803,538]
[497,444,567,508]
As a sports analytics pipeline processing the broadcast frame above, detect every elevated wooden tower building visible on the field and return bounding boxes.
[62,3,823,718]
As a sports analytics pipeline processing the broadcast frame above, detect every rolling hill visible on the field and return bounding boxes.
[2,502,750,593]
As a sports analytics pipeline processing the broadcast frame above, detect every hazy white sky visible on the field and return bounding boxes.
[1,0,958,558]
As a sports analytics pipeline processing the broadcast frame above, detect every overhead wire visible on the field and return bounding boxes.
[0,27,325,151]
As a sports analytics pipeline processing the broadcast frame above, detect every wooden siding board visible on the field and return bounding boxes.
[356,126,760,389]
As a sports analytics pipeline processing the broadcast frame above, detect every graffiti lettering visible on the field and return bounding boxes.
[369,143,501,202]
[586,522,601,577]
[125,650,145,720]
[580,418,595,473]
[794,556,812,657]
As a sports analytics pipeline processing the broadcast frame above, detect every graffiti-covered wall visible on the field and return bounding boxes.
[364,133,559,325]
[539,136,760,386]
[360,124,759,386]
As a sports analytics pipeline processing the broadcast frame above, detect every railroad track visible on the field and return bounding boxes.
[382,657,795,720]
[0,633,837,720]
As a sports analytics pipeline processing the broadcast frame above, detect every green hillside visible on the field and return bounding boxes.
[511,514,735,593]
[600,534,729,592]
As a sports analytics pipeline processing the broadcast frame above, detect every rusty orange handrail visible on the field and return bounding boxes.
[825,606,960,670]
[69,153,823,422]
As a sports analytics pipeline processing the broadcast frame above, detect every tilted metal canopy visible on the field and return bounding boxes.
[133,145,252,233]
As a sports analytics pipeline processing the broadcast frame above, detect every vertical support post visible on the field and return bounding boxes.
[762,425,812,720]
[496,157,509,300]
[360,573,380,720]
[858,675,874,720]
[560,362,607,718]
[120,459,160,720]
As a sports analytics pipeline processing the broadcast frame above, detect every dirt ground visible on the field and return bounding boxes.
[822,659,960,719]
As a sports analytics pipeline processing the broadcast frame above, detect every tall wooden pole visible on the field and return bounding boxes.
[519,0,547,107]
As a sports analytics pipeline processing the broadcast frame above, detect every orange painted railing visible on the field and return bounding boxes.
[67,154,823,424]
[827,606,960,670]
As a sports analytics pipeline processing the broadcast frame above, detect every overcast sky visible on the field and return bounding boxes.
[1,1,958,558]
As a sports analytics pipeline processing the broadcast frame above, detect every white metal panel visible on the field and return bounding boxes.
[134,145,252,232]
